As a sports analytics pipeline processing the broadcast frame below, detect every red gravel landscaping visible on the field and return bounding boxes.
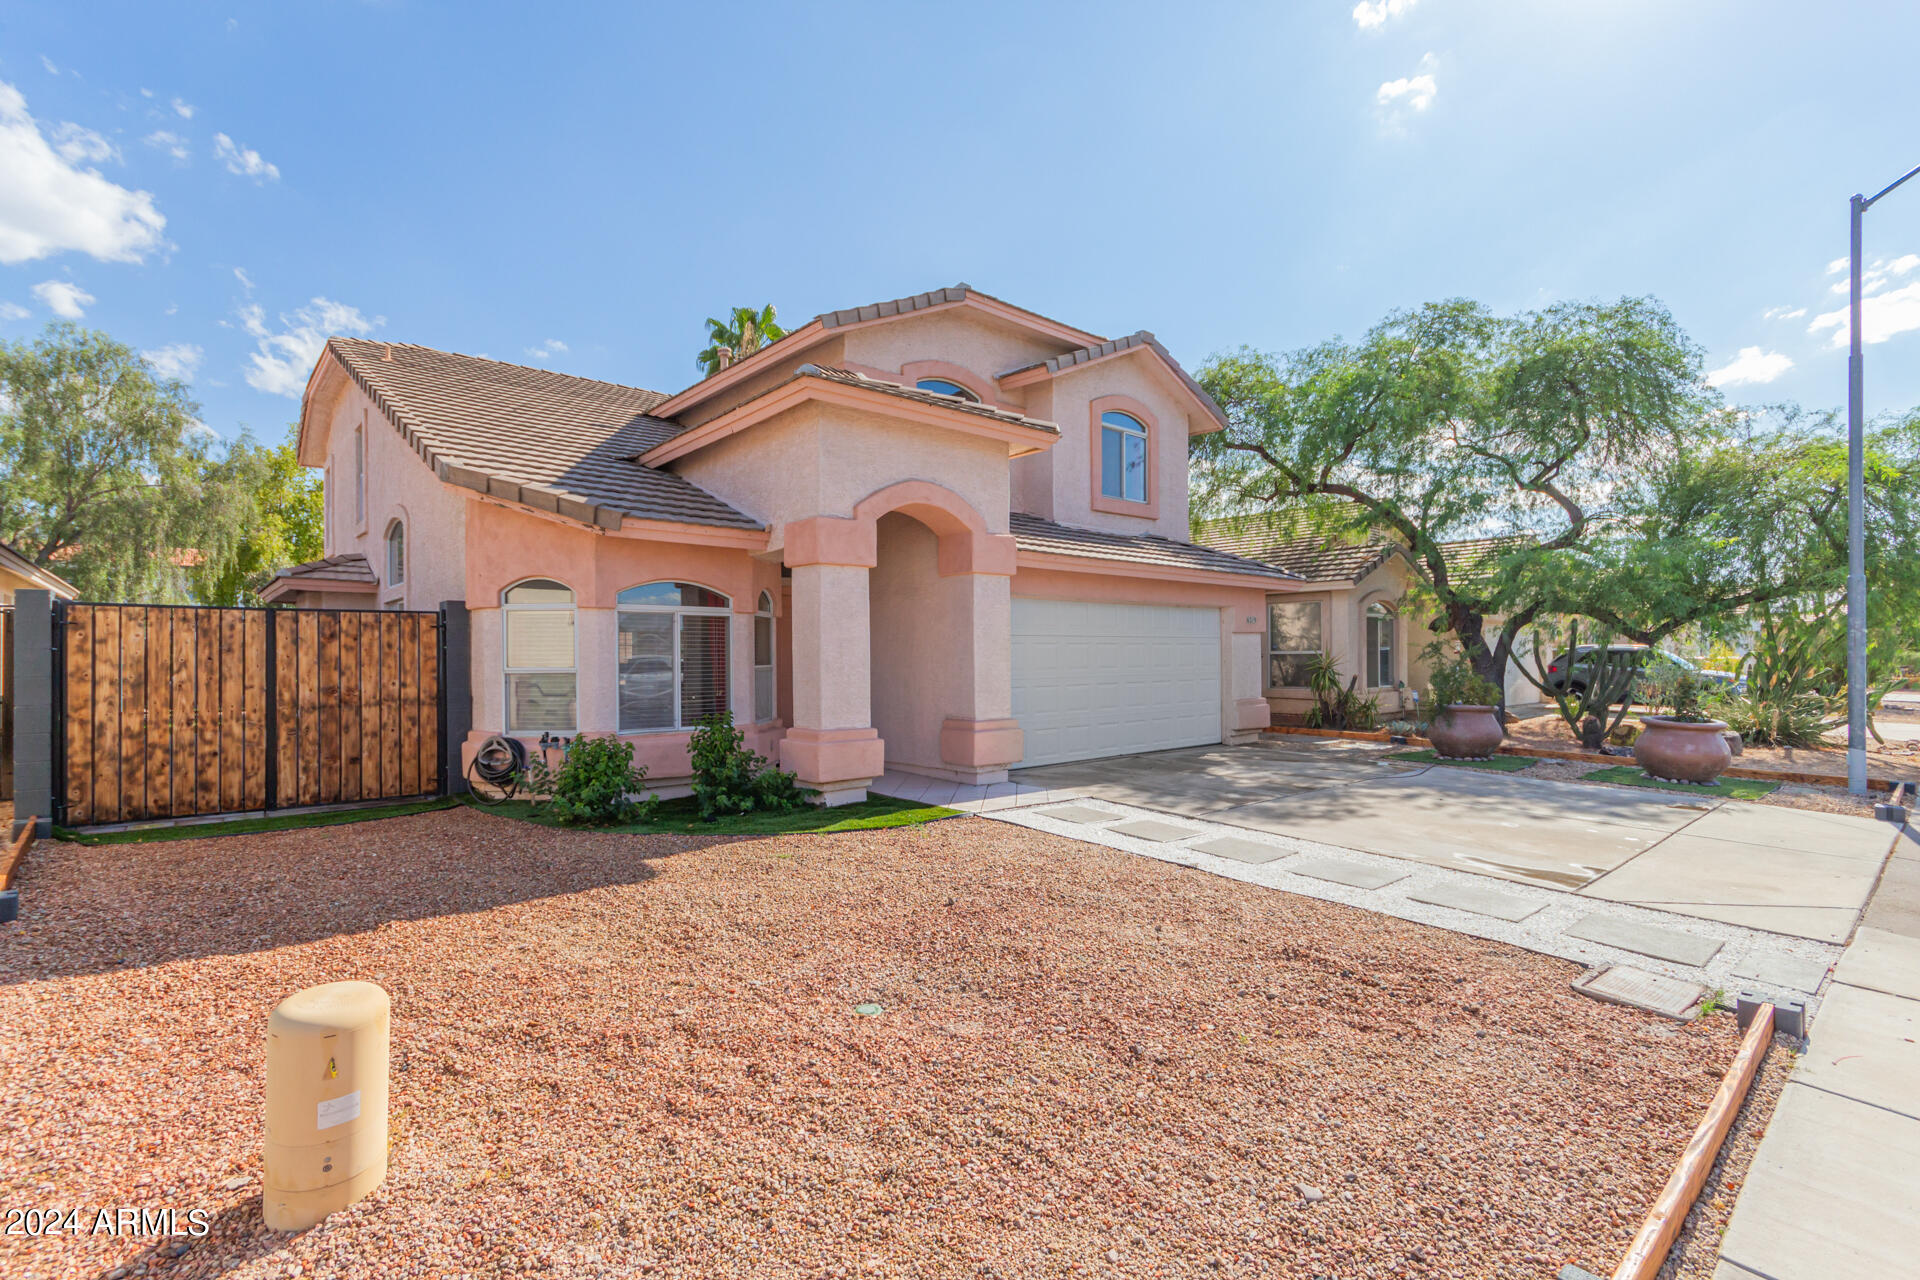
[1,807,1741,1279]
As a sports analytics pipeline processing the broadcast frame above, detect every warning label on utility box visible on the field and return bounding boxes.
[316,1091,362,1130]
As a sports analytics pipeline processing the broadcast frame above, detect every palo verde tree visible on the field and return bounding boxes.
[1195,297,1711,703]
[1544,404,1920,653]
[0,323,268,602]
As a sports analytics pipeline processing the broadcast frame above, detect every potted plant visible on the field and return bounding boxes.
[1423,657,1506,759]
[1633,672,1733,785]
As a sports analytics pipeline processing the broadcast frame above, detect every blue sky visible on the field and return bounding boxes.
[3,1,1918,447]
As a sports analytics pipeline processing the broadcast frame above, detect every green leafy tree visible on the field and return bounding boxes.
[696,304,785,377]
[1196,297,1709,703]
[1546,406,1920,653]
[0,323,266,602]
[191,426,324,605]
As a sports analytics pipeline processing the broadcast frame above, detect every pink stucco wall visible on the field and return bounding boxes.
[313,379,467,612]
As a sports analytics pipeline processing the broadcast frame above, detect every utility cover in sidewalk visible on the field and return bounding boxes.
[1572,964,1706,1020]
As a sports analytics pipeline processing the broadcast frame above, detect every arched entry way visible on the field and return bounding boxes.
[779,482,1022,803]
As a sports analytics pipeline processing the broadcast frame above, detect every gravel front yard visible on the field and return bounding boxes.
[2,807,1741,1279]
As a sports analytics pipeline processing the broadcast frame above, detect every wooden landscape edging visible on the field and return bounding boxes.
[1,819,34,891]
[1607,1005,1775,1280]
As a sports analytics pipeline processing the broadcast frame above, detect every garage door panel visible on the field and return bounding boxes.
[1011,598,1222,767]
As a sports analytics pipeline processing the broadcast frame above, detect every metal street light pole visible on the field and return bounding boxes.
[1846,162,1920,796]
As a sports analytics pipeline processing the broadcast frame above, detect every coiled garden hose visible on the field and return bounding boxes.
[466,734,528,804]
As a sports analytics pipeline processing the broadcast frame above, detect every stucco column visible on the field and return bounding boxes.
[780,563,884,805]
[937,570,1023,782]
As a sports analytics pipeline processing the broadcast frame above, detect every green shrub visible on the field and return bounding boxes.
[1428,655,1502,710]
[1301,652,1380,731]
[1710,690,1834,747]
[688,711,809,821]
[522,736,657,826]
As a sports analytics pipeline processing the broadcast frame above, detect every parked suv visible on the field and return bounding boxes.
[1541,645,1737,701]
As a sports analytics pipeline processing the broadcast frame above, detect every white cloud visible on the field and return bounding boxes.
[1705,346,1793,388]
[170,97,194,119]
[32,279,95,319]
[39,55,58,76]
[240,296,381,397]
[1834,252,1920,296]
[1353,0,1418,29]
[524,338,568,361]
[1827,257,1849,275]
[143,129,189,161]
[139,87,154,99]
[1376,53,1438,129]
[0,300,28,321]
[233,265,254,292]
[213,132,278,182]
[184,419,218,442]
[1762,304,1807,321]
[143,341,203,380]
[1809,280,1920,348]
[0,81,165,264]
[51,121,118,165]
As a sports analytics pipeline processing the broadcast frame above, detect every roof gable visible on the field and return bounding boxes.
[311,339,763,532]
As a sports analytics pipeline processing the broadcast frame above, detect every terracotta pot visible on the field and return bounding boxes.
[1426,705,1505,759]
[1633,716,1734,785]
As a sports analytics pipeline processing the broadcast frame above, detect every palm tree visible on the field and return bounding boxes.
[696,304,787,377]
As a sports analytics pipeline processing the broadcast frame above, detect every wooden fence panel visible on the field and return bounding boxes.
[243,611,268,812]
[339,614,363,803]
[55,604,441,825]
[62,607,94,825]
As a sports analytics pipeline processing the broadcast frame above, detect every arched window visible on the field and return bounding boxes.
[1099,410,1148,503]
[384,519,405,585]
[915,376,980,403]
[753,591,775,722]
[617,582,731,732]
[1366,601,1396,688]
[502,579,575,733]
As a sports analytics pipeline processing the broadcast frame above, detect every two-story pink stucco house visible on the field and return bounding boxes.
[263,285,1295,804]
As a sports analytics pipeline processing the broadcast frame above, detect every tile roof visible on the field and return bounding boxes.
[1198,527,1397,582]
[324,339,763,531]
[1001,331,1229,428]
[1440,533,1536,585]
[1010,512,1298,581]
[813,283,1103,343]
[0,536,80,598]
[797,365,1060,433]
[271,552,377,584]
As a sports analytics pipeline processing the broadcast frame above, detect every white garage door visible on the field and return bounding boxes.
[1011,598,1221,767]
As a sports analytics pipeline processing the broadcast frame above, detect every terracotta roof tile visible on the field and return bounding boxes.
[799,365,1060,433]
[1001,331,1228,428]
[1011,512,1298,580]
[272,552,377,584]
[1197,525,1396,583]
[325,339,763,531]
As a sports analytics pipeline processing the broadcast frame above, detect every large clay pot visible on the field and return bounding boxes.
[1633,716,1734,785]
[1426,705,1505,760]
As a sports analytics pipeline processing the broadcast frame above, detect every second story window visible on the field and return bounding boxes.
[1100,410,1148,503]
[915,377,980,402]
[353,423,366,524]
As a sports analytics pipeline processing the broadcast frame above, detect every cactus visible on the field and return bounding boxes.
[1516,621,1641,750]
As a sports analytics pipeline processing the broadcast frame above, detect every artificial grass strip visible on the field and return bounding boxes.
[1582,765,1781,799]
[471,792,960,836]
[55,796,461,845]
[1388,748,1537,773]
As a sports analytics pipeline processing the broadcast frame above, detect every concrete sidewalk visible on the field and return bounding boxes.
[1714,827,1920,1278]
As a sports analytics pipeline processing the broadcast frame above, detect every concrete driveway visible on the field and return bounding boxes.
[1010,739,1898,943]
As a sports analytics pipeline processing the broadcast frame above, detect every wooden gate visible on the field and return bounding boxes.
[56,603,443,826]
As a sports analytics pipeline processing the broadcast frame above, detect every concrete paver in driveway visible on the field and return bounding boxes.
[1012,741,1896,945]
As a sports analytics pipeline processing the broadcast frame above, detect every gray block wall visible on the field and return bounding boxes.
[441,601,472,795]
[12,589,52,838]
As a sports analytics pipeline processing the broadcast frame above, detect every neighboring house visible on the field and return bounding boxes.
[264,284,1295,803]
[0,538,80,605]
[1196,517,1538,720]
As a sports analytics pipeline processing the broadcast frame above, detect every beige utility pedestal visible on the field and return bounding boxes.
[263,981,390,1231]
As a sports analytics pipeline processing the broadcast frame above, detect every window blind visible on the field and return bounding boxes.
[680,614,729,726]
